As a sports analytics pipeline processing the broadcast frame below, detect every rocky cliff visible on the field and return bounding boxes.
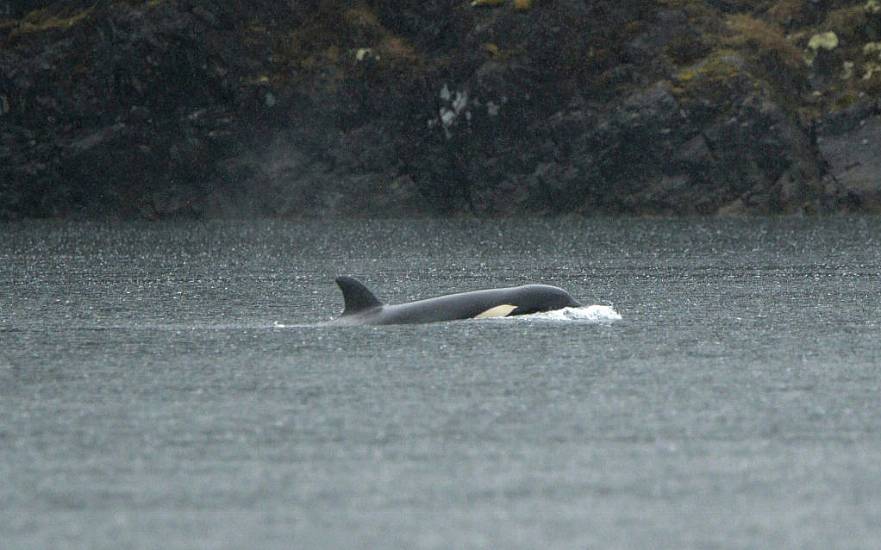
[2,0,880,219]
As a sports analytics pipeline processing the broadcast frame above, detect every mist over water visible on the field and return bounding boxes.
[2,218,881,549]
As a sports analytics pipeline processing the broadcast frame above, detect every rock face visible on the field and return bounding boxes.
[0,0,879,219]
[816,100,881,211]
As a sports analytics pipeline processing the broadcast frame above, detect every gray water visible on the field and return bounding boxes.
[2,218,881,549]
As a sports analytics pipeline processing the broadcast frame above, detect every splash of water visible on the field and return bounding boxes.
[516,305,622,323]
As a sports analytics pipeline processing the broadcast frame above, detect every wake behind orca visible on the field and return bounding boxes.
[329,276,585,326]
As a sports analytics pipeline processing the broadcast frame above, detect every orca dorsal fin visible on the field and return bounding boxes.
[336,276,383,315]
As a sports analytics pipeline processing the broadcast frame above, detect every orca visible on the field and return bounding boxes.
[330,276,582,325]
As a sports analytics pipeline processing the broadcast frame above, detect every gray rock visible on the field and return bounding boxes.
[0,1,867,219]
[818,115,881,210]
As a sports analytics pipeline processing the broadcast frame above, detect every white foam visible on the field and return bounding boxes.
[515,305,622,323]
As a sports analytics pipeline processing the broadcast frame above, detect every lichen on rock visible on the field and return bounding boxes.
[806,31,839,62]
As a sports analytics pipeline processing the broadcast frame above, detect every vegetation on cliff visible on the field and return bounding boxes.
[1,0,880,219]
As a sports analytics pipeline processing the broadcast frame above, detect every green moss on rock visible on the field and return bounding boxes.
[12,5,94,36]
[673,50,747,107]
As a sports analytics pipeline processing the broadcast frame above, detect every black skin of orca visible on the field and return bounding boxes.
[330,276,582,326]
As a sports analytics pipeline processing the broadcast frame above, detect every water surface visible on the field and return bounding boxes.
[2,218,880,549]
